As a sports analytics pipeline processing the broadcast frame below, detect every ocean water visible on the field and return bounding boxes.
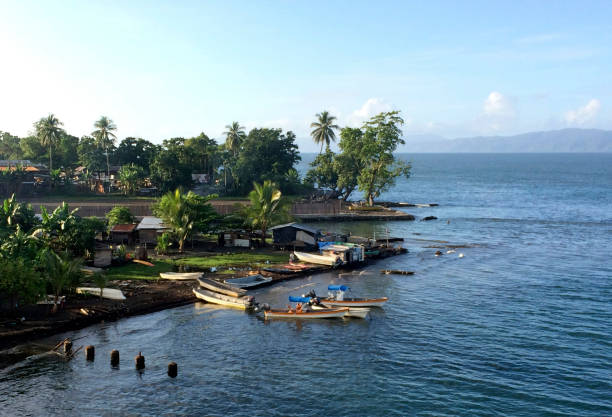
[1,153,611,416]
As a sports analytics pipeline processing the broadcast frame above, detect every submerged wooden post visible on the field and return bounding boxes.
[110,349,120,367]
[85,345,95,361]
[135,352,145,370]
[63,340,73,355]
[167,362,177,378]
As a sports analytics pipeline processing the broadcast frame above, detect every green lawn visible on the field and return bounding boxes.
[175,252,288,269]
[104,259,175,281]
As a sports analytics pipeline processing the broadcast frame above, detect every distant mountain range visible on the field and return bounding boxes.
[399,128,612,153]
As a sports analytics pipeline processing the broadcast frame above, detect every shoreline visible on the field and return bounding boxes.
[0,249,407,353]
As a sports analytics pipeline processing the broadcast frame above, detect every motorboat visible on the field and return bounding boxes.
[311,304,370,319]
[263,306,348,319]
[307,286,388,308]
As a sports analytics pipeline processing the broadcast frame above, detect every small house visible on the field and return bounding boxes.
[270,223,322,250]
[136,216,168,245]
[110,223,137,245]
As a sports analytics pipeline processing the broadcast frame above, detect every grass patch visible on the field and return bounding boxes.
[104,259,175,281]
[175,252,288,269]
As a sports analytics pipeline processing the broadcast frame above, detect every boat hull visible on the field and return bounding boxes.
[224,274,273,289]
[76,287,126,300]
[192,288,253,310]
[264,307,348,319]
[320,297,388,308]
[197,277,245,298]
[160,272,203,280]
[312,305,370,318]
[293,251,340,266]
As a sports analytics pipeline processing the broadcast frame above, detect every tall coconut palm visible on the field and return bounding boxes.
[245,181,284,247]
[224,121,246,157]
[310,111,339,154]
[92,116,117,178]
[34,114,64,172]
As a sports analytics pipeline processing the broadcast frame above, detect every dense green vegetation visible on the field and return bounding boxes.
[175,252,287,270]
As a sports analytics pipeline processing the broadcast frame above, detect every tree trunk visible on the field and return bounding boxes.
[261,227,266,247]
[106,147,110,192]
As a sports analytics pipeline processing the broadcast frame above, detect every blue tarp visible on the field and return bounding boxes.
[328,285,349,291]
[317,241,333,249]
[289,296,311,303]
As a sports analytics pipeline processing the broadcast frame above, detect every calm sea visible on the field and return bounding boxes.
[1,154,611,416]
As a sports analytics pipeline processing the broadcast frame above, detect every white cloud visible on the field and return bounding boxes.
[483,91,515,118]
[563,99,601,125]
[347,98,392,126]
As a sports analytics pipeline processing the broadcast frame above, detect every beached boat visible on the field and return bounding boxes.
[307,286,388,308]
[224,274,273,289]
[192,288,255,310]
[293,251,341,266]
[197,277,246,298]
[263,307,348,319]
[311,304,370,319]
[76,287,126,300]
[159,272,203,280]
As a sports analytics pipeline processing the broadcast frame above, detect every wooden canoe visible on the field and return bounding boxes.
[192,288,254,310]
[264,307,348,319]
[319,297,388,308]
[159,272,203,280]
[197,277,246,298]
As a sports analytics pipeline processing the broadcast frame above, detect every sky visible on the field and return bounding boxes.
[1,0,611,151]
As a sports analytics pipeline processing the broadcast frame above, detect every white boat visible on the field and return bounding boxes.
[224,274,273,289]
[192,288,255,310]
[159,272,203,280]
[308,286,388,308]
[311,304,370,318]
[197,277,246,298]
[293,251,341,267]
[76,287,126,300]
[263,307,348,319]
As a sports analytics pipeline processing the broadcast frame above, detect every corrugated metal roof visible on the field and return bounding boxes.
[110,223,137,232]
[136,216,168,230]
[269,222,320,234]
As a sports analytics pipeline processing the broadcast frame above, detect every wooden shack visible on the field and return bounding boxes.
[110,223,137,245]
[136,216,168,245]
[270,223,322,250]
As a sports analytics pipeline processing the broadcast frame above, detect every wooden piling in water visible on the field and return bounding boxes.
[63,340,73,355]
[85,345,95,361]
[168,362,177,378]
[110,349,120,367]
[135,352,145,370]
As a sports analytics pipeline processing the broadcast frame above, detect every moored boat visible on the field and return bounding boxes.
[224,274,273,289]
[293,251,341,267]
[160,272,203,280]
[307,286,388,308]
[197,277,246,298]
[311,304,370,318]
[263,307,348,319]
[192,287,255,310]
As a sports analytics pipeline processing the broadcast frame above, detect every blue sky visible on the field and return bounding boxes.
[1,0,611,151]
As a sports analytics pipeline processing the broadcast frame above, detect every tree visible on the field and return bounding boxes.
[92,116,117,178]
[115,137,160,172]
[354,111,411,205]
[310,111,339,154]
[224,121,246,157]
[105,206,135,230]
[304,149,340,198]
[34,114,64,172]
[0,257,44,309]
[153,189,217,252]
[41,249,83,313]
[335,127,367,201]
[0,131,22,160]
[0,195,38,234]
[234,128,300,194]
[150,149,193,192]
[118,163,145,195]
[244,181,286,246]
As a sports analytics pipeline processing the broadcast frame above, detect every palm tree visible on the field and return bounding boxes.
[310,111,339,154]
[153,189,193,252]
[35,114,64,172]
[224,121,246,157]
[92,116,117,179]
[245,181,284,247]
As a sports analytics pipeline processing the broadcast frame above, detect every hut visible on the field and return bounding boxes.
[110,224,137,245]
[270,223,322,250]
[218,230,253,248]
[136,216,168,245]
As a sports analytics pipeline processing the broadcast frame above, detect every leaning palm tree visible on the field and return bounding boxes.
[92,116,117,178]
[224,121,246,156]
[245,181,284,247]
[34,114,64,172]
[310,111,339,154]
